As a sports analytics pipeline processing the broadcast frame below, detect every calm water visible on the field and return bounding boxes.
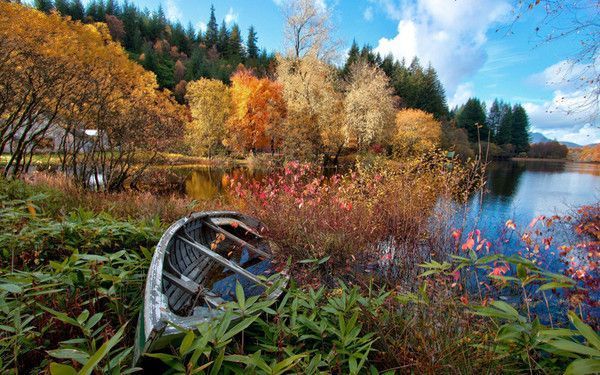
[183,160,600,222]
[464,160,599,237]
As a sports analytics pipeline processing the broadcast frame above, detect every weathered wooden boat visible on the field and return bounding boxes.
[133,211,287,364]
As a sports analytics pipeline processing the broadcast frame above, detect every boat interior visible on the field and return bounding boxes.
[162,214,276,316]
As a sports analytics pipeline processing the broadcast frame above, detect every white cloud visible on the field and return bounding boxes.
[165,0,182,22]
[363,6,374,21]
[373,0,511,96]
[224,7,238,25]
[523,58,599,145]
[273,0,327,12]
[524,90,599,145]
[196,21,207,33]
[448,82,474,108]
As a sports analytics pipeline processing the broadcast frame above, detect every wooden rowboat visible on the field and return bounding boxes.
[133,211,287,364]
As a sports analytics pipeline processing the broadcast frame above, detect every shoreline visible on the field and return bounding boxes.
[511,157,599,164]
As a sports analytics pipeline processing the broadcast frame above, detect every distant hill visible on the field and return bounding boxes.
[530,132,581,148]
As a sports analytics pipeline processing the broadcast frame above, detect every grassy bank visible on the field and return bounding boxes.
[1,163,599,374]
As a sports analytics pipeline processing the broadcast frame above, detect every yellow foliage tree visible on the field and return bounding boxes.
[228,68,286,154]
[185,79,231,157]
[0,3,184,189]
[344,61,396,151]
[393,109,442,157]
[276,54,344,161]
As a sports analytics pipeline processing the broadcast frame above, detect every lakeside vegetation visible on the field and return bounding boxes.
[1,166,599,374]
[1,0,599,374]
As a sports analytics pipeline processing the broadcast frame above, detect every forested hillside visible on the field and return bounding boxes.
[31,0,532,159]
[34,0,275,102]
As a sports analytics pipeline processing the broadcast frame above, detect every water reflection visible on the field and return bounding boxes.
[459,160,600,255]
[486,161,527,198]
[183,166,264,201]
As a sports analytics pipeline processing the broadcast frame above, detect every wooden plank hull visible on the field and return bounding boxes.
[133,211,287,364]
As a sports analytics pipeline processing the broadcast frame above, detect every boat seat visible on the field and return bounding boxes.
[163,271,199,295]
[164,271,226,310]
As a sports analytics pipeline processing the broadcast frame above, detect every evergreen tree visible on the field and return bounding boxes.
[511,104,530,153]
[205,4,218,49]
[185,48,206,81]
[456,98,488,143]
[141,44,158,72]
[227,24,244,60]
[105,0,119,15]
[54,0,70,15]
[487,99,503,141]
[418,65,448,119]
[380,54,395,78]
[121,2,142,51]
[34,0,53,12]
[69,0,85,20]
[246,26,258,59]
[171,22,188,54]
[496,104,513,146]
[185,22,196,43]
[217,20,229,55]
[342,39,360,77]
[85,0,101,21]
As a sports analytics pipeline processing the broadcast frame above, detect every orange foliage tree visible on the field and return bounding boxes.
[227,67,286,154]
[0,3,184,189]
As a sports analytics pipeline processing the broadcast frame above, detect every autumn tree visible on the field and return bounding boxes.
[344,61,396,151]
[281,0,337,61]
[276,54,344,161]
[185,78,232,158]
[228,68,286,154]
[0,3,184,189]
[393,109,442,157]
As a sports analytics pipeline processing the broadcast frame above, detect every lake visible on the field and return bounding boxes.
[182,160,599,225]
[464,160,599,237]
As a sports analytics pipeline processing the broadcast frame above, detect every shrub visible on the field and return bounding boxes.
[528,141,569,159]
[229,154,478,286]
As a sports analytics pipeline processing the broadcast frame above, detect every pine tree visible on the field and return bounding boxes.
[185,22,196,43]
[246,26,258,59]
[69,0,85,20]
[511,104,530,153]
[171,22,188,54]
[227,24,243,60]
[487,99,503,141]
[456,98,488,143]
[86,0,99,20]
[380,54,395,77]
[418,65,448,119]
[217,20,229,56]
[496,104,513,146]
[34,0,53,12]
[186,48,206,81]
[54,0,70,15]
[105,0,119,16]
[342,39,360,77]
[121,2,141,51]
[205,4,218,49]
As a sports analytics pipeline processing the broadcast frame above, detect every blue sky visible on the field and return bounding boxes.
[91,0,599,145]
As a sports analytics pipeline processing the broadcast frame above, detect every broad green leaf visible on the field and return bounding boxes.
[565,359,600,375]
[568,311,600,351]
[78,323,126,375]
[549,339,600,357]
[48,349,90,364]
[180,330,195,356]
[538,282,575,292]
[49,362,77,375]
